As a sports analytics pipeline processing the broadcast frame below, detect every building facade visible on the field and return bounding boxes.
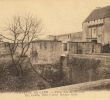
[83,6,110,44]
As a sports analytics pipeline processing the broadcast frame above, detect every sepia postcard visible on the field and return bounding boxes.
[0,0,110,100]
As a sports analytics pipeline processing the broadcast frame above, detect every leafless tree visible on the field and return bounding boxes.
[1,14,42,76]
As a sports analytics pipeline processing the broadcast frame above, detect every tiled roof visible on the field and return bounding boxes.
[84,6,110,22]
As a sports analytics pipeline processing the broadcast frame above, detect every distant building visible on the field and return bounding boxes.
[47,35,57,41]
[52,32,83,43]
[83,6,110,44]
[47,32,84,55]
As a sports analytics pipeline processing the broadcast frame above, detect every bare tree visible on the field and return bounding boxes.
[2,14,42,76]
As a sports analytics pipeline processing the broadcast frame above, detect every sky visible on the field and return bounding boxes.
[0,0,110,36]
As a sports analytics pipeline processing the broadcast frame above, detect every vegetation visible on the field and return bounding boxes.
[0,58,50,92]
[33,63,65,87]
[0,13,42,76]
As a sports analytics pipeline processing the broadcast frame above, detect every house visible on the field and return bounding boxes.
[83,6,110,45]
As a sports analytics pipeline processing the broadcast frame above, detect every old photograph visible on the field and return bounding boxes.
[0,0,110,99]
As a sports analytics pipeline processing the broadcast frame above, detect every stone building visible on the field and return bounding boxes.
[47,32,102,55]
[52,32,83,43]
[30,40,62,64]
[83,6,110,44]
[60,41,102,55]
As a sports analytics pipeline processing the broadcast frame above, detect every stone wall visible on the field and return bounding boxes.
[33,63,64,87]
[0,42,10,55]
[67,42,102,54]
[61,54,110,84]
[31,40,62,64]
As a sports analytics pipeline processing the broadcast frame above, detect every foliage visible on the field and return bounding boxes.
[0,58,50,92]
[1,13,42,76]
[33,63,65,87]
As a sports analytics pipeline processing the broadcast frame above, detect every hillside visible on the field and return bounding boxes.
[0,56,50,92]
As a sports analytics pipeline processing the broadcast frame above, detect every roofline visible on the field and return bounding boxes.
[32,40,62,43]
[68,41,102,45]
[55,31,82,37]
[83,6,110,22]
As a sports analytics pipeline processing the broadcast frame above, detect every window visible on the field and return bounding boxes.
[88,28,92,38]
[91,27,97,38]
[63,43,67,51]
[44,42,47,50]
[98,26,103,35]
